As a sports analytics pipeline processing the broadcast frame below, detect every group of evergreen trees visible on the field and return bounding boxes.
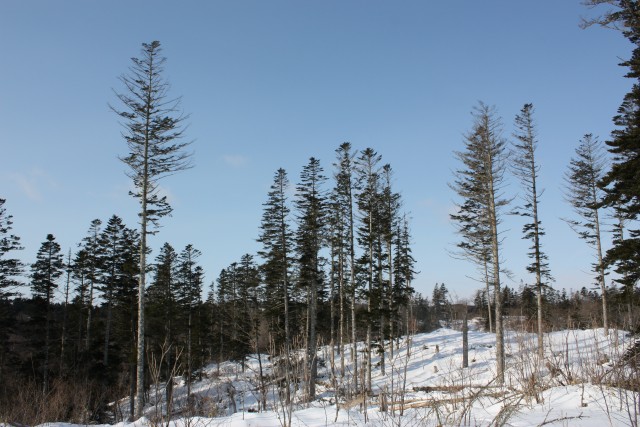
[219,144,418,402]
[1,1,640,422]
[0,140,420,422]
[449,0,640,384]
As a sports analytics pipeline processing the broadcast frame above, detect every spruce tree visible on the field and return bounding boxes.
[112,40,192,418]
[0,199,23,299]
[96,215,129,368]
[294,157,327,400]
[146,242,179,405]
[564,134,609,333]
[393,214,416,336]
[331,143,358,390]
[451,103,509,383]
[511,103,552,358]
[79,219,101,351]
[257,168,294,359]
[176,244,203,398]
[355,147,382,391]
[31,234,64,393]
[0,199,23,383]
[583,1,640,300]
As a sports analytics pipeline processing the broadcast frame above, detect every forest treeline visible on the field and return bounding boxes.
[0,140,423,422]
[1,0,640,424]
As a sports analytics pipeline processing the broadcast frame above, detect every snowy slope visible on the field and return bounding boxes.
[33,325,640,426]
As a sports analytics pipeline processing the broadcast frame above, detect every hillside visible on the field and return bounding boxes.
[81,324,640,427]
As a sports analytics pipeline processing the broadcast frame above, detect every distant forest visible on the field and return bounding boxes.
[1,1,640,423]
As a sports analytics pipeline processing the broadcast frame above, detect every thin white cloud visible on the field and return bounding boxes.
[223,154,249,168]
[7,168,53,201]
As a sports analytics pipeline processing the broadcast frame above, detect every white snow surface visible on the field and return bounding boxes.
[23,323,640,426]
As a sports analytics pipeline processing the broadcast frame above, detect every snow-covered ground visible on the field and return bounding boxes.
[32,324,640,426]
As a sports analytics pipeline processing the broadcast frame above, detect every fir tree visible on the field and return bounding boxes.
[451,102,509,383]
[583,1,640,300]
[96,215,130,368]
[175,244,203,397]
[564,133,610,333]
[294,157,327,400]
[511,103,552,358]
[0,199,23,383]
[331,142,358,389]
[79,219,101,351]
[355,147,382,390]
[31,234,64,393]
[257,168,294,358]
[112,40,192,418]
[0,199,23,299]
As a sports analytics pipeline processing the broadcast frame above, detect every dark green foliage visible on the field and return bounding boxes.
[431,283,451,325]
[216,256,260,362]
[0,199,23,300]
[31,234,64,302]
[584,1,640,296]
[512,103,552,282]
[294,157,327,399]
[113,41,191,231]
[31,234,65,392]
[257,168,294,349]
[451,102,509,383]
[113,40,192,418]
[0,199,23,383]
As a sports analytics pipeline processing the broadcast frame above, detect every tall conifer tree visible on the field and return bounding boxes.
[355,147,382,391]
[332,143,358,390]
[294,157,327,400]
[258,169,294,352]
[564,134,609,333]
[583,1,640,297]
[31,234,64,393]
[511,103,552,358]
[451,103,509,383]
[112,40,192,418]
[0,199,23,382]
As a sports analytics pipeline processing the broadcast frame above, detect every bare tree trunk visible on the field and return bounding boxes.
[483,259,493,333]
[329,243,336,382]
[366,209,374,393]
[60,250,71,373]
[187,308,192,398]
[485,140,504,385]
[135,137,150,419]
[593,205,608,334]
[387,238,394,360]
[86,277,94,350]
[339,249,345,377]
[308,275,318,400]
[378,238,385,376]
[462,305,469,368]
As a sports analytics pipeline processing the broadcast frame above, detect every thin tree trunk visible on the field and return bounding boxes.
[593,205,608,334]
[339,247,345,377]
[487,180,504,385]
[483,259,493,333]
[308,274,318,400]
[378,239,385,376]
[86,277,94,350]
[462,306,469,368]
[104,289,113,367]
[329,242,336,382]
[366,210,373,393]
[387,237,394,360]
[135,132,150,420]
[60,250,71,373]
[43,291,51,394]
[187,308,192,398]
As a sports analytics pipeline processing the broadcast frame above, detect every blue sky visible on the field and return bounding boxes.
[1,1,632,301]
